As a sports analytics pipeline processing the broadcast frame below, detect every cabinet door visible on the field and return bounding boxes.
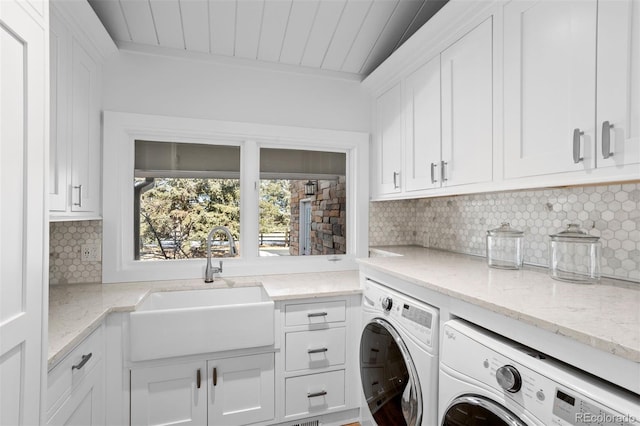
[47,365,104,426]
[130,361,207,426]
[374,83,403,195]
[70,39,100,213]
[404,56,441,191]
[597,0,640,168]
[208,353,274,426]
[504,0,597,178]
[441,17,493,187]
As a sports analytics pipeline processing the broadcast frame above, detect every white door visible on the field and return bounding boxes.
[597,0,640,168]
[504,0,597,178]
[0,1,47,425]
[130,361,207,426]
[404,55,441,192]
[374,83,403,195]
[208,353,274,426]
[441,17,493,187]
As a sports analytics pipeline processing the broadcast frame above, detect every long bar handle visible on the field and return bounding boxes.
[602,121,614,159]
[197,369,201,389]
[71,353,92,371]
[308,347,328,354]
[307,312,327,318]
[573,128,584,163]
[440,161,448,182]
[307,390,327,398]
[430,162,438,184]
[212,367,217,386]
[73,184,83,207]
[392,171,400,189]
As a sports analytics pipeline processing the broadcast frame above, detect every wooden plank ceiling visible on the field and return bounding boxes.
[89,0,447,79]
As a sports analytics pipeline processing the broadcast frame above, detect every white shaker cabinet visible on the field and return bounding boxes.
[440,17,493,188]
[596,0,640,169]
[503,0,598,178]
[404,56,441,192]
[373,83,403,196]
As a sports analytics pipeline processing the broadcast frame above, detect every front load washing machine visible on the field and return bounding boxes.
[439,320,640,426]
[360,278,439,426]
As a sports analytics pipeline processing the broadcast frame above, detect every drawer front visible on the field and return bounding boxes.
[285,370,345,417]
[47,325,104,415]
[285,327,346,372]
[285,300,346,326]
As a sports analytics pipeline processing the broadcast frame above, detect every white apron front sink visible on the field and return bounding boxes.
[129,286,274,361]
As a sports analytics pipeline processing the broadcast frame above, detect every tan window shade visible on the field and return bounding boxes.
[260,148,346,179]
[135,140,240,178]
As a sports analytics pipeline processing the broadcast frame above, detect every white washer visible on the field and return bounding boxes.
[359,278,439,426]
[439,320,640,426]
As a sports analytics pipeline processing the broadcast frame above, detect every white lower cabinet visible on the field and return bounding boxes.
[130,353,274,426]
[47,325,105,426]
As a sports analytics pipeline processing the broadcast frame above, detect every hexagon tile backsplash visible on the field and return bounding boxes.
[50,220,102,285]
[370,182,640,283]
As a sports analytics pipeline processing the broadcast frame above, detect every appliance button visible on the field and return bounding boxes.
[536,390,545,401]
[483,359,490,368]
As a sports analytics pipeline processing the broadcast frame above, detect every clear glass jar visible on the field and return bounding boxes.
[486,223,524,269]
[549,224,601,283]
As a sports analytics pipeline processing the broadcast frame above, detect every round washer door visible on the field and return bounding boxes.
[442,395,528,426]
[360,318,422,426]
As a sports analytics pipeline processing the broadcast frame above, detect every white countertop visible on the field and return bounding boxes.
[360,246,640,364]
[48,270,361,369]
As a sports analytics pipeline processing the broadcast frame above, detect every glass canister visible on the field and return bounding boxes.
[486,223,524,269]
[549,224,601,283]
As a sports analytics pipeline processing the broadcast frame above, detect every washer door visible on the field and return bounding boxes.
[442,395,528,426]
[360,318,422,426]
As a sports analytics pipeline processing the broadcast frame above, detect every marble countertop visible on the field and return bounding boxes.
[48,270,360,369]
[361,246,640,363]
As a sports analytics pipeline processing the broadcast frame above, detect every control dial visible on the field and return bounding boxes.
[381,297,393,312]
[496,365,522,393]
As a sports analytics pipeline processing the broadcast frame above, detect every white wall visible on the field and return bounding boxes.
[102,51,371,132]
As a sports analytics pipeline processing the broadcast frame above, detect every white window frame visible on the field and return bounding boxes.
[102,111,369,283]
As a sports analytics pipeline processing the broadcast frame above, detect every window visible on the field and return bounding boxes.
[134,141,240,261]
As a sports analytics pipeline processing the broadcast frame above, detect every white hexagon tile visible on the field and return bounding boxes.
[370,182,640,283]
[50,220,102,285]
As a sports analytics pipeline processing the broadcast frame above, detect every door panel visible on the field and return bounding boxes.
[0,2,47,424]
[375,83,403,194]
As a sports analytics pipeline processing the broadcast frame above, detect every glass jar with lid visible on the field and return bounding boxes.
[549,224,601,283]
[486,223,524,269]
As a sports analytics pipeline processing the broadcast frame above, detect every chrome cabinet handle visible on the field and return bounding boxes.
[73,184,83,207]
[307,312,327,318]
[392,171,400,189]
[440,161,448,182]
[573,128,584,163]
[601,121,614,159]
[308,347,328,354]
[71,353,92,371]
[430,162,438,184]
[307,390,327,398]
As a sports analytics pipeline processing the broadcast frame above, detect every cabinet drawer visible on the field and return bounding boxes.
[47,325,103,415]
[285,327,346,372]
[285,370,345,417]
[285,301,346,326]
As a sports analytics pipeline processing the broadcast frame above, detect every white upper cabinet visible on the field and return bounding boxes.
[503,0,598,178]
[49,1,116,220]
[404,56,441,192]
[596,0,640,169]
[441,17,493,187]
[373,83,403,195]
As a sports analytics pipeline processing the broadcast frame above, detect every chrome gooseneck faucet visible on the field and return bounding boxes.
[205,226,237,283]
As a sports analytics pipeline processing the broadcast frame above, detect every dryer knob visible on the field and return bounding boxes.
[496,365,522,393]
[381,297,393,311]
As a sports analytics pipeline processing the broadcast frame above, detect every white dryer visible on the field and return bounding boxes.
[359,278,439,426]
[439,320,640,426]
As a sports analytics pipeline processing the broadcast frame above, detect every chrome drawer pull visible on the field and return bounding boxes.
[573,128,584,163]
[307,390,327,398]
[370,348,379,353]
[602,121,614,159]
[307,347,328,354]
[71,353,92,371]
[307,312,327,318]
